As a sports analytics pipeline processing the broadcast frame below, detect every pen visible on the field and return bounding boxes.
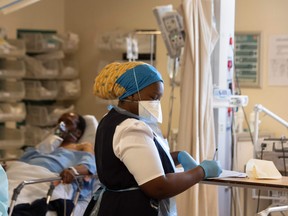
[213,147,218,160]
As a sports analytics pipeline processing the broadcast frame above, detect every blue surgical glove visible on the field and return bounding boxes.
[178,151,199,171]
[199,160,222,179]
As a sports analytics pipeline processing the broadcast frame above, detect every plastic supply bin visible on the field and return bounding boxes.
[57,79,81,100]
[0,39,26,58]
[0,80,25,102]
[26,104,75,126]
[24,80,58,100]
[18,31,60,53]
[0,102,26,122]
[25,57,60,79]
[0,59,26,79]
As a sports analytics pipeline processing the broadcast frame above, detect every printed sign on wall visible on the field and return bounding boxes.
[235,32,261,88]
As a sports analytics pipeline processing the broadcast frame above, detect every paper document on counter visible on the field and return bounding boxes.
[215,169,248,178]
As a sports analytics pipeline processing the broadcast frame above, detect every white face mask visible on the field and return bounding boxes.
[138,100,163,123]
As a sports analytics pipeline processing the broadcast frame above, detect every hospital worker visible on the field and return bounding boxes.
[0,165,8,216]
[84,61,222,216]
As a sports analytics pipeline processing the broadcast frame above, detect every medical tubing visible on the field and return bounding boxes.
[166,57,178,141]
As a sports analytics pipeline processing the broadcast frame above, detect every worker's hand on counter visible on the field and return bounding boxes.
[178,151,199,171]
[199,160,222,179]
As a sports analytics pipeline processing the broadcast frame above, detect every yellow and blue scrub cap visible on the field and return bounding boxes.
[93,61,163,100]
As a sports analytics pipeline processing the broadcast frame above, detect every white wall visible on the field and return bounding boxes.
[64,0,181,137]
[66,0,288,139]
[235,0,288,138]
[0,0,65,37]
[0,0,182,138]
[1,0,286,148]
[2,0,288,215]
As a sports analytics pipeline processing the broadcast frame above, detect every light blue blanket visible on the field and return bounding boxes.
[20,147,96,200]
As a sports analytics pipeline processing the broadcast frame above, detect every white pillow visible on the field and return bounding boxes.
[78,115,98,146]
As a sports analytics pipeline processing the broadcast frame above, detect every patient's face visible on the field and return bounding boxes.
[58,113,81,143]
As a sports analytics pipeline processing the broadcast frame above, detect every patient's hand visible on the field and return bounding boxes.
[60,164,91,184]
[60,169,75,184]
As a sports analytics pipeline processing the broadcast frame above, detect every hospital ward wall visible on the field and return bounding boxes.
[235,2,288,215]
[0,0,65,39]
[68,0,288,140]
[1,0,287,142]
[1,0,287,215]
[64,0,182,139]
[235,0,288,138]
[0,0,181,139]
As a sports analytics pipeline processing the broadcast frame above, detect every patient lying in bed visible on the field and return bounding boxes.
[6,112,98,215]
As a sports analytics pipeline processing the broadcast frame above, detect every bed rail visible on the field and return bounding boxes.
[8,175,93,216]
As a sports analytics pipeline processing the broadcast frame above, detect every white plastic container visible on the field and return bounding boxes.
[24,80,58,100]
[0,102,26,122]
[25,57,60,79]
[0,39,26,57]
[26,104,75,126]
[59,58,78,79]
[18,32,60,53]
[0,59,26,79]
[0,80,25,101]
[57,79,81,100]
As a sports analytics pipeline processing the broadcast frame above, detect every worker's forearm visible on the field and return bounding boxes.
[140,166,205,200]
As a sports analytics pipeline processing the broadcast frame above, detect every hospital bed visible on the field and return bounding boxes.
[4,114,99,216]
[8,173,98,216]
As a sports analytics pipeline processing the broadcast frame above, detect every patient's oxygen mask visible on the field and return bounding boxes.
[54,121,69,137]
[54,121,78,142]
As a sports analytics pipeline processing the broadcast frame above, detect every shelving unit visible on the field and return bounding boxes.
[0,30,81,158]
[17,29,81,147]
[0,38,26,157]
